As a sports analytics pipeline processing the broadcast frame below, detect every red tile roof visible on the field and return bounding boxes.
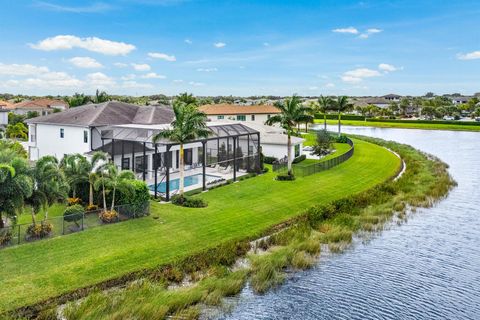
[199,103,280,115]
[13,98,68,109]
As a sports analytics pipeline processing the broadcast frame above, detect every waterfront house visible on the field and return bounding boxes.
[199,103,281,124]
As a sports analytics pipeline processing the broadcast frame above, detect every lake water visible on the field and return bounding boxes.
[215,126,480,320]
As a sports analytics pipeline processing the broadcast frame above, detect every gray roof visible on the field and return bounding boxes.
[25,101,174,127]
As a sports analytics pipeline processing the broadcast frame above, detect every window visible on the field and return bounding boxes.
[135,155,148,173]
[217,115,224,120]
[295,144,300,157]
[237,115,246,121]
[267,114,271,119]
[122,157,130,170]
[60,128,64,138]
[251,114,255,121]
[83,130,88,143]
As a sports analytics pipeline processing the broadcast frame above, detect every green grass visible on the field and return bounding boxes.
[315,119,480,131]
[17,203,67,225]
[294,143,352,168]
[0,138,400,313]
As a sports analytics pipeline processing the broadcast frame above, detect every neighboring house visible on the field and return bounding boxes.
[199,103,281,124]
[382,94,402,102]
[10,98,69,116]
[450,96,470,105]
[352,97,391,109]
[0,100,13,110]
[0,110,9,126]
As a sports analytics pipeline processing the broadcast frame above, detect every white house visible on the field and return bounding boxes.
[0,110,8,126]
[10,98,68,116]
[199,103,281,124]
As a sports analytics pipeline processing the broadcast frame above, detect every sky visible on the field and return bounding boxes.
[0,0,479,97]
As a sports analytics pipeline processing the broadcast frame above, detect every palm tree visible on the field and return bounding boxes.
[34,156,68,220]
[95,164,135,211]
[332,96,353,136]
[87,152,107,207]
[152,102,210,197]
[60,154,90,198]
[6,123,28,140]
[265,95,309,175]
[176,92,197,105]
[317,96,333,130]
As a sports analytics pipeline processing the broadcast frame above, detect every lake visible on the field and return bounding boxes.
[215,126,480,320]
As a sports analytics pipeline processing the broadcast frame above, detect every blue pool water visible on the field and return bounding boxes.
[148,174,219,193]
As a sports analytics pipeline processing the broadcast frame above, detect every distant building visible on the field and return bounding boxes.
[0,110,8,126]
[199,103,281,124]
[450,96,470,105]
[10,98,69,116]
[382,94,402,102]
[0,100,13,110]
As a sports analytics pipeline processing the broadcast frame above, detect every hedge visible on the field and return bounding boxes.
[314,114,365,121]
[366,118,480,126]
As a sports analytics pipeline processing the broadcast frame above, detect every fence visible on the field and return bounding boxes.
[0,201,149,249]
[273,137,354,177]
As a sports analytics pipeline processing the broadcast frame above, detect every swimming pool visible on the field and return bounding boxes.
[148,174,220,193]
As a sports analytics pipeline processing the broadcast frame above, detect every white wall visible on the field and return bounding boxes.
[28,124,91,160]
[261,142,303,160]
[0,111,8,125]
[207,114,273,125]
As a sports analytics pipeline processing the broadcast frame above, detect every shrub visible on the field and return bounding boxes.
[116,180,150,215]
[276,173,295,181]
[262,167,269,174]
[335,135,348,143]
[99,210,118,223]
[263,156,277,164]
[26,222,53,239]
[63,204,85,227]
[86,204,98,211]
[67,197,82,206]
[171,195,208,208]
[292,154,306,164]
[0,229,12,246]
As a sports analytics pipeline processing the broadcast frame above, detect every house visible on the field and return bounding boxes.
[382,94,402,102]
[10,98,69,116]
[0,110,8,126]
[0,100,13,110]
[450,96,470,105]
[352,97,391,109]
[199,103,281,124]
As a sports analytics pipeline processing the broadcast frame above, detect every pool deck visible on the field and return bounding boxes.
[145,166,249,197]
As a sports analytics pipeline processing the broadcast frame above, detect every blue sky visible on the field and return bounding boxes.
[0,0,479,96]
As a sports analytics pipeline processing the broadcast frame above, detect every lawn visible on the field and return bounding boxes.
[17,203,67,225]
[0,138,401,313]
[294,142,352,168]
[315,119,480,131]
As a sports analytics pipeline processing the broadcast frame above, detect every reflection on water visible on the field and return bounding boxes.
[216,126,480,320]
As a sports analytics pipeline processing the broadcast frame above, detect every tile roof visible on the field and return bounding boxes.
[13,98,68,109]
[26,101,175,127]
[0,100,13,109]
[199,103,280,115]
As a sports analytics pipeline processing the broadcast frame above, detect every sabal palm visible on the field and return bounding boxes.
[60,154,90,198]
[95,163,135,211]
[34,156,68,220]
[153,102,209,197]
[317,96,333,130]
[88,152,107,207]
[265,95,309,175]
[332,96,352,136]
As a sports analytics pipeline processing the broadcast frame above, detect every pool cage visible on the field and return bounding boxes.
[96,123,261,201]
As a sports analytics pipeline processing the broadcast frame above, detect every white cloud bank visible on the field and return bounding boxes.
[196,68,217,72]
[30,35,135,56]
[214,42,226,48]
[131,63,151,71]
[342,63,401,83]
[457,51,480,60]
[68,56,103,68]
[148,52,176,61]
[332,27,359,34]
[141,72,166,79]
[378,63,402,72]
[0,63,49,76]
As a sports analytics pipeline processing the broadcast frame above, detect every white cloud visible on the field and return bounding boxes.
[341,68,381,83]
[141,72,166,79]
[359,28,383,39]
[196,67,217,72]
[131,63,151,71]
[121,74,136,81]
[173,79,183,83]
[121,81,153,89]
[189,81,205,86]
[214,42,226,48]
[457,51,480,60]
[332,27,359,34]
[184,39,192,44]
[148,52,176,61]
[34,1,113,13]
[0,63,49,76]
[378,63,402,72]
[114,62,128,68]
[68,56,103,68]
[87,72,115,87]
[30,35,135,56]
[0,69,84,89]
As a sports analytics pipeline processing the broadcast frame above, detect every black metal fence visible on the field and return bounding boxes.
[0,201,149,249]
[273,137,354,177]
